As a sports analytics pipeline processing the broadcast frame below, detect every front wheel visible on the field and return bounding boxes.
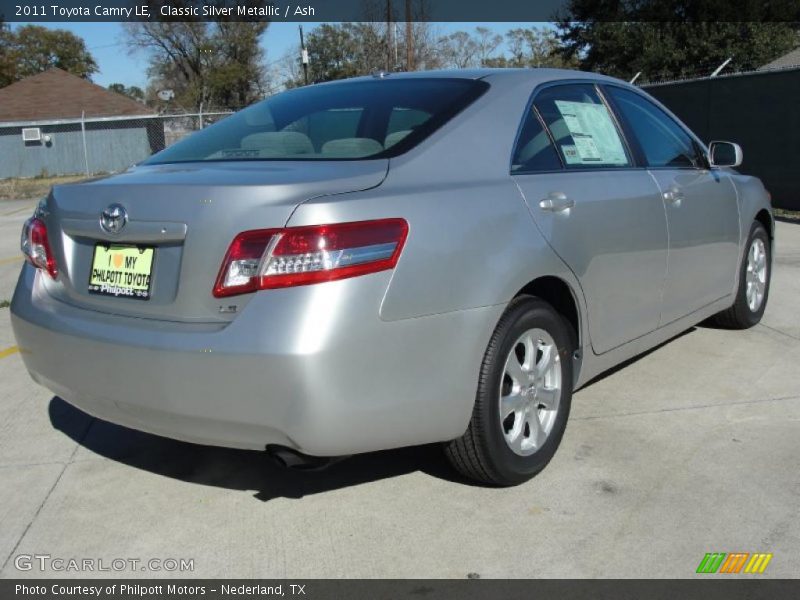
[712,221,771,329]
[444,296,574,486]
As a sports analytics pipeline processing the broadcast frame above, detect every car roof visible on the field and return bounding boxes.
[324,68,624,87]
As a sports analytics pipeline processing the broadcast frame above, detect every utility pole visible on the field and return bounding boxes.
[405,0,414,71]
[386,0,393,71]
[299,25,309,85]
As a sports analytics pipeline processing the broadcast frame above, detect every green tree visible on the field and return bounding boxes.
[302,23,386,83]
[279,18,443,88]
[125,18,268,110]
[557,1,799,81]
[0,19,14,87]
[108,83,145,102]
[0,24,98,87]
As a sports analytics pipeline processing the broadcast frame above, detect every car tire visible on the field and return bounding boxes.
[712,221,771,329]
[444,296,574,486]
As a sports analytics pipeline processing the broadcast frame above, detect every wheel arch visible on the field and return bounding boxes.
[755,208,773,240]
[514,276,582,355]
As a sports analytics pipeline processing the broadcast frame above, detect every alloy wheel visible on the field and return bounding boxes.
[499,328,562,456]
[745,237,768,312]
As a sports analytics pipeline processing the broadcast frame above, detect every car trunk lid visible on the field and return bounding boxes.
[41,160,388,322]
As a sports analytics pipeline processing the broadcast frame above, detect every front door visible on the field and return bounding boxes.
[512,83,668,354]
[603,85,741,325]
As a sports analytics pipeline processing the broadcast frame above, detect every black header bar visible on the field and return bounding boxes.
[2,0,800,23]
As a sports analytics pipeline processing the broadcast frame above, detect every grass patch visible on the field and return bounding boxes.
[0,175,89,200]
[0,300,10,309]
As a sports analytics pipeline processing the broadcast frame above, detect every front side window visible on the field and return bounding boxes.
[145,79,488,164]
[605,86,704,168]
[533,84,631,169]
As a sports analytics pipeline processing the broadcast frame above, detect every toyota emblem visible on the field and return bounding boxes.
[100,204,128,234]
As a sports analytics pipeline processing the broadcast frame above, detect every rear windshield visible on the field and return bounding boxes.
[145,78,489,164]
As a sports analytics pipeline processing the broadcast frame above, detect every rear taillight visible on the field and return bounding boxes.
[213,219,408,298]
[21,217,57,279]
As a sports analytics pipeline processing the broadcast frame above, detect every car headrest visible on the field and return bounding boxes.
[240,132,314,155]
[384,130,412,148]
[321,138,384,158]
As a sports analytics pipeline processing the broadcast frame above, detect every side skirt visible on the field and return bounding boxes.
[575,295,733,390]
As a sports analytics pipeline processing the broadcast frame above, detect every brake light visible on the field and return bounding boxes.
[21,217,57,278]
[213,219,408,298]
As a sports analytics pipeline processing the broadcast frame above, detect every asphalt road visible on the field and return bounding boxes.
[1,198,798,578]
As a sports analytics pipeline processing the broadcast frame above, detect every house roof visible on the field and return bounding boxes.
[0,68,153,123]
[760,47,800,70]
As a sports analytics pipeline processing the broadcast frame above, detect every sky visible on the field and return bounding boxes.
[12,22,554,89]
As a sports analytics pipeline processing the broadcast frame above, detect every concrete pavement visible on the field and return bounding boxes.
[0,201,798,578]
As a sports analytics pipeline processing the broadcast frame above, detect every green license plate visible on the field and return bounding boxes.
[88,244,155,300]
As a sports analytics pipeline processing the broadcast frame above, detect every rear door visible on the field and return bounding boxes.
[512,83,668,354]
[603,85,740,325]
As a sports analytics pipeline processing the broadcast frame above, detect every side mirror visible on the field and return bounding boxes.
[708,141,743,168]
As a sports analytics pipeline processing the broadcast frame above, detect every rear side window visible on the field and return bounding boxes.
[511,107,563,173]
[534,84,631,169]
[605,86,703,168]
[385,107,431,148]
[145,79,488,164]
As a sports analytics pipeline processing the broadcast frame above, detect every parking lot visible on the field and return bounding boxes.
[0,197,798,579]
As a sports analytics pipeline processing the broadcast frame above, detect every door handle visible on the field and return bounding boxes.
[539,192,575,212]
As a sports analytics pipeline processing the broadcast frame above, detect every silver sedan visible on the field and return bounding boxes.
[11,69,772,485]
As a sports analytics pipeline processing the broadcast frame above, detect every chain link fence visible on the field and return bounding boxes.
[0,110,235,181]
[633,60,800,87]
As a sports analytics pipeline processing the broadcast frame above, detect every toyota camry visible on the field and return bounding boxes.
[11,69,773,485]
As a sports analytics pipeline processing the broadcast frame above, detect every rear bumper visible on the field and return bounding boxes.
[11,265,501,455]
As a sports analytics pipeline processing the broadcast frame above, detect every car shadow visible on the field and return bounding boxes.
[580,326,697,389]
[48,397,472,502]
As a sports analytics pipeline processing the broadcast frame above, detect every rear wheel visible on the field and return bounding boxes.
[712,221,771,329]
[444,296,573,486]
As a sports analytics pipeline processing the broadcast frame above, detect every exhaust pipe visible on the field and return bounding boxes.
[266,445,344,471]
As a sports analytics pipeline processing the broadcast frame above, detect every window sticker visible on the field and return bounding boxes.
[554,100,628,166]
[561,144,581,164]
[573,136,601,161]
